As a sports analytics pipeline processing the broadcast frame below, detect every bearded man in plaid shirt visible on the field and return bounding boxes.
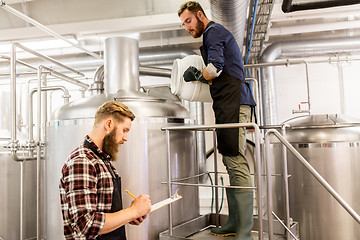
[59,101,151,240]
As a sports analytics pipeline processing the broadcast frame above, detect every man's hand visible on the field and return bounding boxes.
[129,215,147,225]
[129,194,151,225]
[183,66,208,84]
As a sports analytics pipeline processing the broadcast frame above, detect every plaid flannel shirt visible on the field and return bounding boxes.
[59,135,118,239]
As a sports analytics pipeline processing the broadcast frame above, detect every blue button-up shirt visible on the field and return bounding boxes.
[201,22,256,106]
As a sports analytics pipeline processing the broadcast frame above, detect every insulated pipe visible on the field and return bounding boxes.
[259,36,360,125]
[139,49,197,66]
[210,0,249,49]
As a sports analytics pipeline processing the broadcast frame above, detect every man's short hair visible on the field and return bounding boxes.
[178,1,207,18]
[94,101,135,125]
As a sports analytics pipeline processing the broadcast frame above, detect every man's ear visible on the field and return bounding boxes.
[197,10,205,21]
[104,118,113,131]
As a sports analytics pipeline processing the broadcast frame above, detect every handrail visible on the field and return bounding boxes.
[264,129,360,240]
[162,122,264,240]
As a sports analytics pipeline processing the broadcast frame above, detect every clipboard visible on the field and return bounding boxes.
[150,189,182,213]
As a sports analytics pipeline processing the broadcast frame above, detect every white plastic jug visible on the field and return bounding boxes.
[171,55,212,102]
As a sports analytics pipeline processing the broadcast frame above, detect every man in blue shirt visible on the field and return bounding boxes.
[178,2,255,240]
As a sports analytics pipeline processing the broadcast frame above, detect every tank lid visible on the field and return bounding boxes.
[114,89,165,102]
[283,114,360,129]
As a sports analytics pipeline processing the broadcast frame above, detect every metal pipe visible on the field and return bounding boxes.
[13,43,85,77]
[264,131,274,240]
[139,66,171,78]
[291,61,311,115]
[29,85,70,141]
[189,102,207,184]
[44,66,89,89]
[246,78,260,124]
[210,0,249,48]
[20,161,24,240]
[272,211,299,240]
[0,2,102,59]
[337,61,345,114]
[162,182,256,189]
[282,0,360,13]
[281,125,291,240]
[259,36,360,126]
[36,65,42,240]
[9,42,85,239]
[0,55,37,70]
[265,129,360,224]
[104,37,139,94]
[162,123,264,239]
[213,129,219,227]
[166,129,173,236]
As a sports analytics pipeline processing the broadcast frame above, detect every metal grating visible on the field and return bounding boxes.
[245,0,275,63]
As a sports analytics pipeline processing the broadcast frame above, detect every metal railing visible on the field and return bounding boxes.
[162,123,265,240]
[264,129,360,240]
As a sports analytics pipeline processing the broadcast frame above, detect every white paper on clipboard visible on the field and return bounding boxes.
[150,190,182,213]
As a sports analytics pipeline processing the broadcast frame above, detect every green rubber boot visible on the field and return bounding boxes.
[233,191,254,240]
[211,188,237,236]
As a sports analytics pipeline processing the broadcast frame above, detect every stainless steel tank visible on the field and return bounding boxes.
[0,140,36,240]
[0,91,37,240]
[270,114,360,240]
[44,37,199,240]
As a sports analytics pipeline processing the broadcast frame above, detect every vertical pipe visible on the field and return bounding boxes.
[281,125,291,240]
[189,102,207,183]
[166,130,173,236]
[253,123,263,240]
[212,129,219,227]
[104,37,139,94]
[265,133,274,240]
[19,161,24,240]
[11,43,17,141]
[246,78,260,124]
[303,61,311,114]
[337,61,345,114]
[36,66,42,240]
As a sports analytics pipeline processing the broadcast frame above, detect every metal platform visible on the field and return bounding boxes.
[159,214,299,240]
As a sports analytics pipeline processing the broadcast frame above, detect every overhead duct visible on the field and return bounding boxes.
[210,0,249,50]
[282,0,360,13]
[260,36,360,125]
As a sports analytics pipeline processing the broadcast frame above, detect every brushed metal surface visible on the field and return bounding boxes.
[0,142,37,240]
[45,97,199,239]
[269,114,360,240]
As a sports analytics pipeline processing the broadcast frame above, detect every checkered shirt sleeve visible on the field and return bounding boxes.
[59,144,114,239]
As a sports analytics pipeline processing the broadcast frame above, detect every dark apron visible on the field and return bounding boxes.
[200,35,242,156]
[98,162,127,240]
[210,72,242,156]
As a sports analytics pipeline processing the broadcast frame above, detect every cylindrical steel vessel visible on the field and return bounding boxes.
[270,114,360,240]
[0,141,37,240]
[45,92,199,239]
[0,90,37,240]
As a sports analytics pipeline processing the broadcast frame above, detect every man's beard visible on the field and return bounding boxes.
[102,128,121,161]
[190,16,204,38]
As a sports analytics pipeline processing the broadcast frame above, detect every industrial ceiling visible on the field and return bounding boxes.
[0,0,359,71]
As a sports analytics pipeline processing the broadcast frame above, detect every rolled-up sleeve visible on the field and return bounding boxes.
[62,157,105,239]
[204,27,226,73]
